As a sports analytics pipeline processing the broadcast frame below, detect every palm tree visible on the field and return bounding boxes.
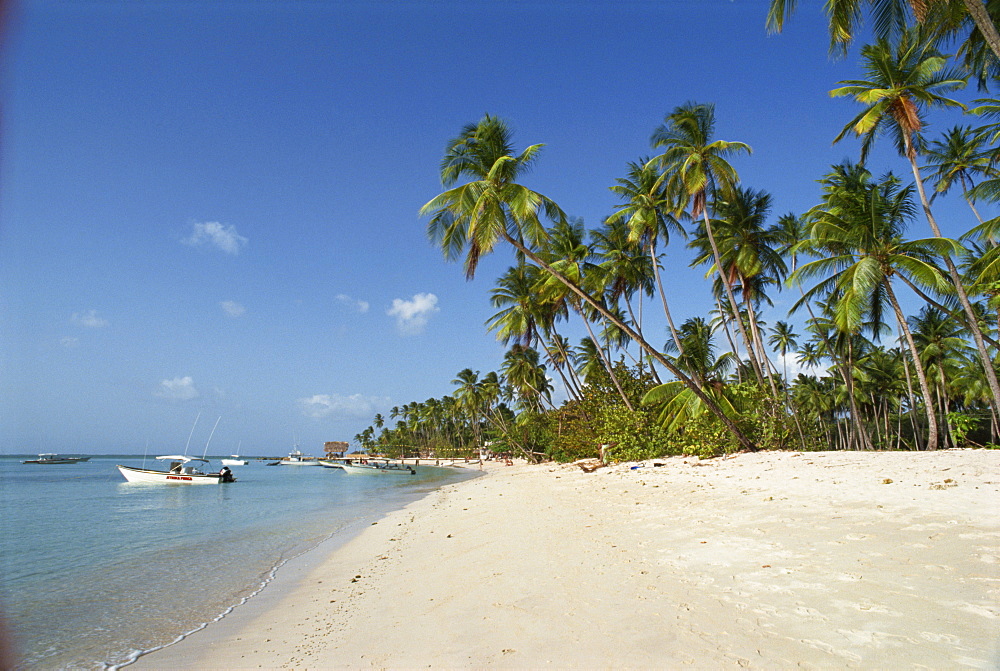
[923,125,995,223]
[608,159,688,355]
[689,185,787,393]
[649,102,761,383]
[830,29,1000,414]
[423,115,756,451]
[793,167,960,448]
[768,321,800,385]
[500,344,553,413]
[766,0,1000,64]
[643,317,738,433]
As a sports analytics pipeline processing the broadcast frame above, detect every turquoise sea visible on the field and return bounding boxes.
[0,455,474,669]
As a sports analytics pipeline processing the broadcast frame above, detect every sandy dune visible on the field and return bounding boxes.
[134,449,1000,669]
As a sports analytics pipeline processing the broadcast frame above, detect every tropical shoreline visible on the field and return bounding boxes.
[131,449,999,669]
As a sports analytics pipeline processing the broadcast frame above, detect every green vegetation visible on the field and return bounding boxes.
[355,3,1000,462]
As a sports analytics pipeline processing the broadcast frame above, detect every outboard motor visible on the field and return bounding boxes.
[219,466,235,483]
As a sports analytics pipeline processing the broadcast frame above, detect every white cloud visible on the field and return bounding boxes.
[72,309,108,328]
[183,221,248,255]
[220,300,246,317]
[154,376,199,401]
[335,294,369,313]
[298,393,388,420]
[387,292,439,335]
[777,352,807,380]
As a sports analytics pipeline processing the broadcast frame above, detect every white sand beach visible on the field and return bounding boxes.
[133,449,1000,669]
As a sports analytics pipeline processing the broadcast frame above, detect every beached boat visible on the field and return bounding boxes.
[117,456,236,484]
[279,448,319,466]
[221,455,249,466]
[318,459,345,470]
[22,454,91,464]
[338,459,415,475]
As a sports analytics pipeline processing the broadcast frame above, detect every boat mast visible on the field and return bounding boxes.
[202,416,222,459]
[184,412,201,456]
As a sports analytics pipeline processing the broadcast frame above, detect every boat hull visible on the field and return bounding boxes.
[339,463,415,475]
[220,459,248,466]
[22,456,90,464]
[117,465,227,484]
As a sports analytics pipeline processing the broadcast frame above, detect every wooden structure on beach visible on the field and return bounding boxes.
[324,441,349,457]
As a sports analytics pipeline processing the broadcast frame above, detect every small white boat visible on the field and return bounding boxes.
[339,459,415,475]
[22,454,91,464]
[318,459,345,470]
[280,448,319,466]
[221,455,249,466]
[117,456,236,485]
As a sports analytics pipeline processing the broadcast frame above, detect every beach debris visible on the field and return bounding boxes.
[573,458,605,473]
[882,478,894,484]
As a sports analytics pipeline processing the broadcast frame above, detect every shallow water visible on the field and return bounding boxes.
[0,455,472,669]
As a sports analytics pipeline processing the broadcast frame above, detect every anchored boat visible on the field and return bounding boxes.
[117,456,236,484]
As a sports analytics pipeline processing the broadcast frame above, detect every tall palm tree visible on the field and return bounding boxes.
[649,103,762,383]
[608,159,688,355]
[830,29,1000,414]
[423,115,756,451]
[768,321,800,385]
[689,186,787,392]
[793,168,960,448]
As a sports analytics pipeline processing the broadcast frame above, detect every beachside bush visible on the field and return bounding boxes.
[598,403,671,462]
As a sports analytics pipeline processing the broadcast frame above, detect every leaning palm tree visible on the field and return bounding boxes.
[830,29,1000,414]
[766,0,1000,65]
[649,102,760,383]
[793,167,961,448]
[422,115,756,451]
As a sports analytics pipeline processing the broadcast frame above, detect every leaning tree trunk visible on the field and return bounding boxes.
[703,210,765,384]
[960,0,1000,63]
[906,144,1000,416]
[886,280,939,450]
[502,231,757,452]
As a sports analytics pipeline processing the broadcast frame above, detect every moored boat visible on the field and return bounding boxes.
[221,455,249,466]
[338,459,415,475]
[117,456,236,484]
[280,448,319,466]
[22,454,91,464]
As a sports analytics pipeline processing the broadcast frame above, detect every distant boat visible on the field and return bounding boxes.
[338,459,415,475]
[117,456,236,485]
[280,448,319,466]
[221,455,249,466]
[22,454,91,465]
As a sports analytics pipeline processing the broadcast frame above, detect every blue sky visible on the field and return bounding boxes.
[1,0,991,456]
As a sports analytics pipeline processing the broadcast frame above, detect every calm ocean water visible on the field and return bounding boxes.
[0,455,474,670]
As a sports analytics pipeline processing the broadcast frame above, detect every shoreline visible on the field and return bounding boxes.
[134,450,999,669]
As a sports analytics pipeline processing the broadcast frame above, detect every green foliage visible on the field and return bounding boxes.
[947,411,977,447]
[599,403,672,462]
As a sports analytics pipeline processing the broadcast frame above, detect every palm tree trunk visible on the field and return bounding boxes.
[502,230,757,452]
[960,0,1000,63]
[886,280,939,450]
[703,210,765,384]
[744,296,781,398]
[581,317,636,412]
[650,240,686,359]
[898,327,925,450]
[906,149,1000,415]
